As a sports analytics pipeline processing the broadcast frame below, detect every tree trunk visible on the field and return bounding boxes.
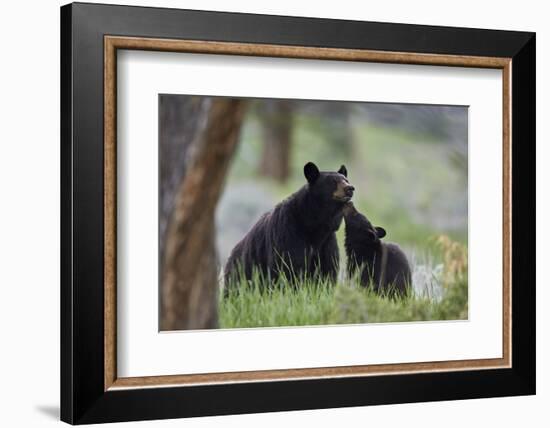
[258,100,293,183]
[323,102,353,157]
[159,96,204,260]
[160,97,246,330]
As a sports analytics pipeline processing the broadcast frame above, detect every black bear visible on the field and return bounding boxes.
[343,202,411,297]
[224,162,355,289]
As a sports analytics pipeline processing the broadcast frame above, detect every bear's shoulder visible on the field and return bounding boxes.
[382,242,409,264]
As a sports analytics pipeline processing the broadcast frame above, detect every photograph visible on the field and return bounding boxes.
[159,95,469,331]
[56,2,536,424]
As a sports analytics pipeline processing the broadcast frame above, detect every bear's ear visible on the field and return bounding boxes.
[375,227,386,239]
[304,162,320,184]
[338,165,348,177]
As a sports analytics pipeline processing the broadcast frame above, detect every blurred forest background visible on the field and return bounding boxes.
[159,94,468,331]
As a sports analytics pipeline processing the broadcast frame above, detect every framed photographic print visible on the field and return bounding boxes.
[60,2,536,424]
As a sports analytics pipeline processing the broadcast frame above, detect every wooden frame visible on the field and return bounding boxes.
[62,2,535,424]
[104,36,513,390]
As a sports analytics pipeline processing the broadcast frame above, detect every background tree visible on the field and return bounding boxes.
[320,102,353,157]
[159,96,246,330]
[257,99,293,183]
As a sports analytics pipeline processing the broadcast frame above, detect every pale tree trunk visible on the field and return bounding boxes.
[160,97,246,330]
[258,100,293,183]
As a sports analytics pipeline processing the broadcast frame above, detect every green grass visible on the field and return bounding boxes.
[219,247,468,329]
[219,275,467,329]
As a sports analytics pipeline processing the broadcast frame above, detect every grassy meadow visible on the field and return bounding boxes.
[216,101,468,328]
[219,235,468,328]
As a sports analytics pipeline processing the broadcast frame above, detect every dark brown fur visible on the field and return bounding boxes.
[224,162,354,290]
[343,202,411,297]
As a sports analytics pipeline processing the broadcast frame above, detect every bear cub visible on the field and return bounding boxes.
[224,162,355,290]
[343,202,411,297]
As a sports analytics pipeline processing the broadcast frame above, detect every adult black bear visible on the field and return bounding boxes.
[343,202,411,297]
[224,162,354,289]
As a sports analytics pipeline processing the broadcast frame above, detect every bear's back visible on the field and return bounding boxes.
[380,242,411,296]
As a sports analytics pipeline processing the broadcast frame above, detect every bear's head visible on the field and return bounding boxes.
[303,162,355,205]
[343,202,386,245]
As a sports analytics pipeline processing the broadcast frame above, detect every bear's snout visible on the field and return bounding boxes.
[344,185,355,197]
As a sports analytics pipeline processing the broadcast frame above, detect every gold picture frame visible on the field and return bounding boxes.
[103,35,512,391]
